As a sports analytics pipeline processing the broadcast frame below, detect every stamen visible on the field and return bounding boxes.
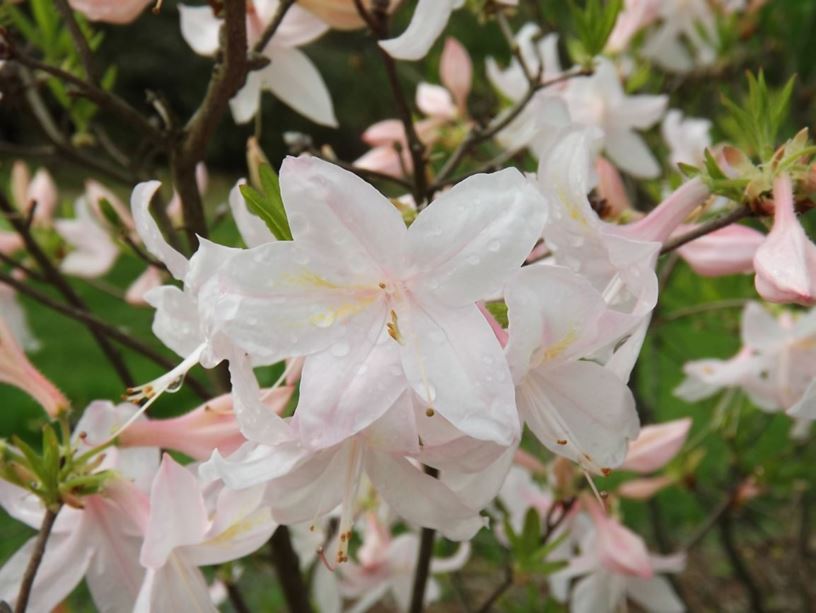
[582,468,607,512]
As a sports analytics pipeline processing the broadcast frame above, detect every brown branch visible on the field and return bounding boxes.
[660,206,753,254]
[0,270,211,400]
[269,527,313,613]
[432,68,592,190]
[52,0,99,84]
[173,0,249,250]
[408,466,439,613]
[18,67,134,185]
[252,0,297,54]
[15,505,60,613]
[12,54,162,144]
[354,0,429,208]
[0,191,135,386]
[718,510,766,613]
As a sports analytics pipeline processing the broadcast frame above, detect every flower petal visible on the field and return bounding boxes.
[378,0,459,61]
[179,4,221,56]
[131,181,190,281]
[264,47,338,127]
[440,37,472,110]
[408,168,547,305]
[228,180,274,248]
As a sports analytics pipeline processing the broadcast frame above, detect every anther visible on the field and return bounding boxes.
[425,408,435,417]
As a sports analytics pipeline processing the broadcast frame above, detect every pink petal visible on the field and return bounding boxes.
[678,224,764,276]
[416,83,457,120]
[621,417,692,473]
[617,475,675,500]
[586,498,653,578]
[440,37,472,111]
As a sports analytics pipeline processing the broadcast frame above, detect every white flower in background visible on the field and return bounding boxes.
[661,109,712,168]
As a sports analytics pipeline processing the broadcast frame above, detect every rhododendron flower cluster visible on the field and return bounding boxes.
[0,0,812,611]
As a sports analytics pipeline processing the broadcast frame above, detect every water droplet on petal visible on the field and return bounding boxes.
[488,240,501,252]
[166,375,185,393]
[466,254,481,265]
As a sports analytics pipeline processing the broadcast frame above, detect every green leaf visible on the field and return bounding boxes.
[520,508,541,557]
[239,169,293,242]
[10,435,46,484]
[568,0,623,61]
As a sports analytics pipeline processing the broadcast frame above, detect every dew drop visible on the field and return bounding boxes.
[166,375,185,393]
[488,240,501,252]
[466,254,481,265]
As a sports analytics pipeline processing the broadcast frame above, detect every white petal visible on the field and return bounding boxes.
[604,130,661,179]
[210,241,382,364]
[269,4,329,48]
[229,354,293,445]
[264,47,338,127]
[179,5,220,56]
[296,307,409,449]
[366,450,487,540]
[131,181,190,280]
[518,362,639,473]
[626,576,685,612]
[378,0,458,61]
[133,561,217,613]
[396,299,519,446]
[144,285,203,359]
[230,69,264,124]
[408,168,547,305]
[280,155,408,279]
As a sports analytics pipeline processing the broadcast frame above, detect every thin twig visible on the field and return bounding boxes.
[252,0,297,54]
[52,0,99,84]
[12,53,162,144]
[718,510,766,613]
[432,68,592,189]
[353,0,429,208]
[408,466,439,613]
[225,581,251,613]
[0,190,134,386]
[660,206,753,254]
[269,527,313,613]
[15,505,60,613]
[0,270,212,400]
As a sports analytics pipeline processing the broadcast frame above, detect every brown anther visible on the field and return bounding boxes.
[309,525,316,532]
[583,453,592,461]
[601,468,612,477]
[556,439,567,445]
[378,282,387,289]
[340,533,347,542]
[600,490,609,499]
[204,404,212,412]
[78,431,88,440]
[425,408,435,417]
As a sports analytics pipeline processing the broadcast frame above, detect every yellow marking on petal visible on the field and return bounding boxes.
[204,509,271,546]
[532,326,579,367]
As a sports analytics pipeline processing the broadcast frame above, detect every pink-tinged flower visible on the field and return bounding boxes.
[606,0,661,53]
[10,161,58,227]
[0,403,158,612]
[754,174,816,305]
[203,390,491,566]
[355,119,414,178]
[488,27,564,102]
[209,156,546,449]
[563,59,667,178]
[661,109,712,169]
[0,314,68,417]
[621,418,692,473]
[505,265,640,474]
[339,512,470,612]
[379,0,463,61]
[641,0,718,72]
[677,302,816,430]
[552,499,686,613]
[180,1,335,126]
[54,196,119,278]
[0,231,23,256]
[677,224,765,276]
[135,454,276,612]
[68,0,153,23]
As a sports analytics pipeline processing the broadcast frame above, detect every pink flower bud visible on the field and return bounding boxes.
[618,475,675,500]
[0,316,69,417]
[622,417,692,473]
[678,224,764,276]
[753,174,816,305]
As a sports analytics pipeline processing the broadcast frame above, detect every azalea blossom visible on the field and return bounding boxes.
[10,161,58,228]
[179,0,336,126]
[0,284,39,352]
[621,418,692,473]
[753,174,816,305]
[207,155,546,449]
[339,512,470,612]
[505,264,640,474]
[641,0,719,73]
[551,498,686,613]
[135,454,276,611]
[0,402,159,611]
